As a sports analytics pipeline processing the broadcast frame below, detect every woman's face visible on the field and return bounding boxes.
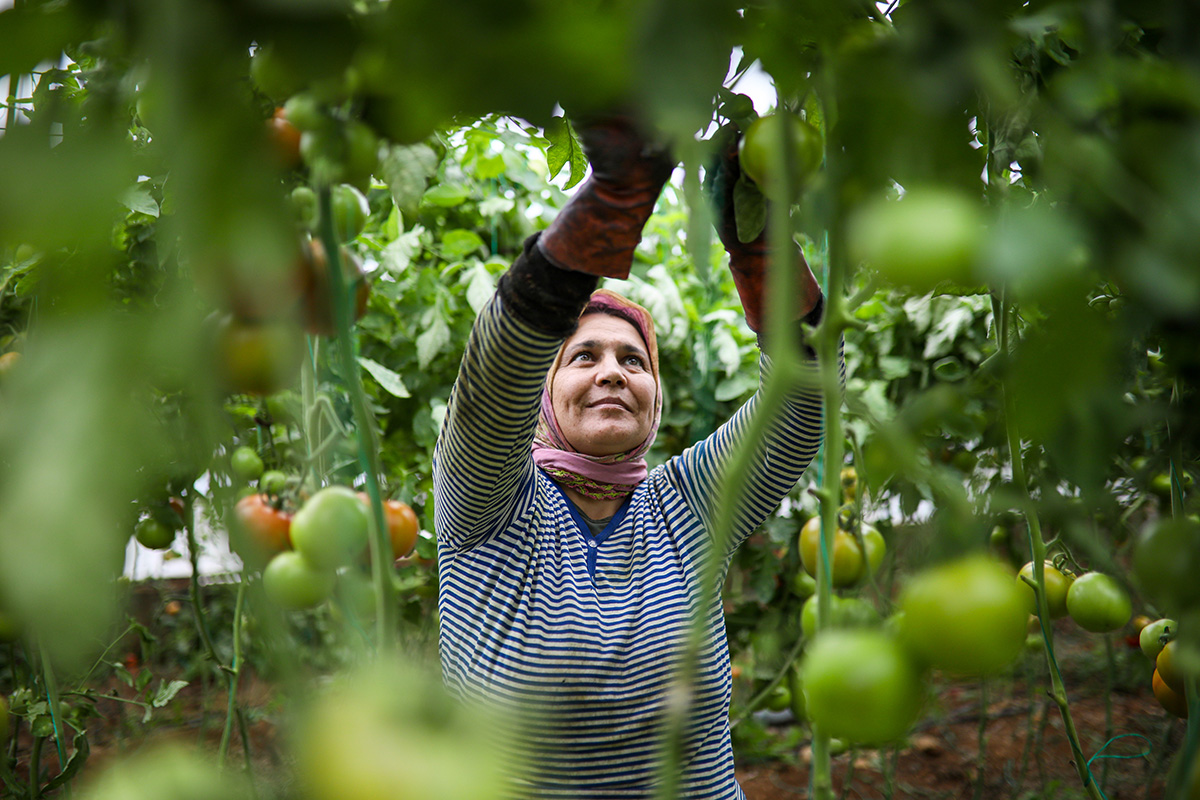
[551,313,657,457]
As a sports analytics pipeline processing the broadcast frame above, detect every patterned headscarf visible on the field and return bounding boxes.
[532,289,662,501]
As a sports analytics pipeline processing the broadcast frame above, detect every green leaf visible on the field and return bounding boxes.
[733,175,766,243]
[465,262,495,314]
[119,184,160,218]
[545,116,587,189]
[382,143,439,216]
[416,315,450,369]
[422,183,469,207]
[152,679,188,708]
[358,356,410,398]
[442,229,485,260]
[715,372,758,402]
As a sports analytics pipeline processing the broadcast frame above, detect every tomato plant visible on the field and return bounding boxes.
[800,629,926,745]
[358,493,420,558]
[898,556,1029,676]
[290,486,371,568]
[1065,572,1132,633]
[330,183,369,243]
[1153,669,1188,718]
[267,108,302,169]
[1133,517,1200,615]
[798,517,864,587]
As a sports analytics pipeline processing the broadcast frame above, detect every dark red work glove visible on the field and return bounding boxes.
[537,116,675,279]
[709,124,822,333]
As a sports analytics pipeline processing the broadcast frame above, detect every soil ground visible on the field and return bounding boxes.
[4,583,1188,800]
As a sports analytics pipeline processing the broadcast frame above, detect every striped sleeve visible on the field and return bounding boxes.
[432,293,563,552]
[665,346,844,557]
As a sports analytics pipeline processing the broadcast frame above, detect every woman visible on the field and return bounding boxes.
[433,117,829,798]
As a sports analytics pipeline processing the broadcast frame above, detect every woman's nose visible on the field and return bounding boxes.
[595,354,626,385]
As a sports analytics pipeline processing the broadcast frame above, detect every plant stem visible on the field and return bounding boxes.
[315,185,395,649]
[993,293,1103,800]
[217,580,247,770]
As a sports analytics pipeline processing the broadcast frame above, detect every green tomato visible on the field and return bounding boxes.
[787,665,807,722]
[765,683,792,712]
[230,446,265,482]
[330,183,369,242]
[847,186,984,292]
[135,517,176,550]
[290,185,318,230]
[1140,618,1177,662]
[259,469,288,495]
[898,555,1029,676]
[282,93,329,133]
[1066,572,1132,633]
[800,629,925,745]
[1134,517,1200,615]
[801,593,880,639]
[792,569,817,599]
[262,551,335,610]
[738,113,823,200]
[290,486,370,568]
[859,526,886,581]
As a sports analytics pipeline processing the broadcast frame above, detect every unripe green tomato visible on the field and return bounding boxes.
[792,569,817,599]
[859,526,886,581]
[259,469,288,495]
[765,683,791,712]
[898,555,1029,676]
[1140,618,1177,662]
[330,183,369,242]
[738,114,823,201]
[290,185,318,230]
[1133,517,1200,615]
[787,665,807,722]
[282,94,329,133]
[263,551,335,610]
[135,517,176,550]
[801,629,925,745]
[230,446,265,481]
[1066,572,1132,633]
[290,486,370,568]
[847,186,984,292]
[801,593,880,639]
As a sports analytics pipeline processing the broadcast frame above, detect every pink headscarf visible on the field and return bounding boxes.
[532,289,662,501]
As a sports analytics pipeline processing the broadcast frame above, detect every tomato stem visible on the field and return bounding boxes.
[314,184,396,649]
[993,291,1104,800]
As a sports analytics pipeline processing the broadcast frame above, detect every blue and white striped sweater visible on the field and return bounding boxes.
[434,294,826,798]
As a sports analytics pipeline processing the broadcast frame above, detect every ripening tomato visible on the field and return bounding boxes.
[800,629,925,745]
[1017,561,1072,619]
[1153,669,1188,718]
[357,493,420,558]
[233,493,293,555]
[898,555,1029,676]
[290,486,370,568]
[738,114,823,200]
[1066,572,1132,633]
[214,315,304,397]
[1140,618,1178,662]
[798,517,864,587]
[267,108,302,169]
[765,683,791,712]
[297,237,371,337]
[1157,639,1192,695]
[262,551,335,610]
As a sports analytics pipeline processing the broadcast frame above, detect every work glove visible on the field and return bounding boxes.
[708,123,822,334]
[537,115,675,280]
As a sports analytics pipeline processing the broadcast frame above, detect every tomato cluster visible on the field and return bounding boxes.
[233,484,420,612]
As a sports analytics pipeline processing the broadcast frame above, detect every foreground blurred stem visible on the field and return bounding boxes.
[314,185,396,649]
[993,293,1102,800]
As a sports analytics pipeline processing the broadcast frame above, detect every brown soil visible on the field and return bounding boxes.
[4,585,1189,799]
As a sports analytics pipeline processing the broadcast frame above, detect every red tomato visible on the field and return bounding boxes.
[234,493,293,555]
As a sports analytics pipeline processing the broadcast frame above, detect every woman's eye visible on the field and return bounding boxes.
[624,355,644,368]
[571,352,592,363]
